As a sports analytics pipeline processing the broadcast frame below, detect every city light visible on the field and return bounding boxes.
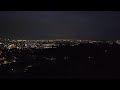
[0,38,120,76]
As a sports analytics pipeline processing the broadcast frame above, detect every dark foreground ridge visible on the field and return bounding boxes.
[0,39,120,79]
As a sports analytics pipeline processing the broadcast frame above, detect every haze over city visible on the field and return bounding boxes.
[0,11,120,40]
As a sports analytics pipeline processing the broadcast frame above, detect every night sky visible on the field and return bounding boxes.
[0,11,120,40]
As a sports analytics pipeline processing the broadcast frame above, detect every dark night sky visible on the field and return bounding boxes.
[0,11,120,40]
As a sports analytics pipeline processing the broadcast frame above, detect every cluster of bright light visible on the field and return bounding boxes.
[0,39,120,50]
[64,56,69,60]
[24,65,32,72]
[44,57,56,61]
[116,40,120,44]
[0,50,17,65]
